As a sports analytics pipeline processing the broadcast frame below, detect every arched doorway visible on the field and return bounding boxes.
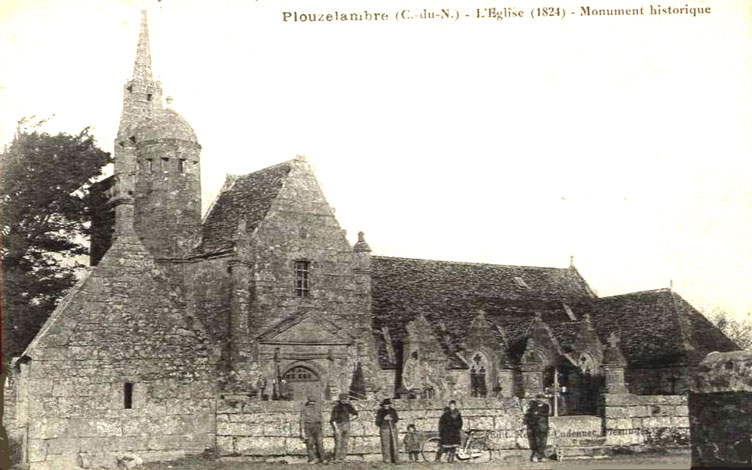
[282,365,322,401]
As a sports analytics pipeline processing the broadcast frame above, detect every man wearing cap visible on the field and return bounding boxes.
[330,393,359,462]
[524,394,551,462]
[300,395,326,463]
[376,398,400,463]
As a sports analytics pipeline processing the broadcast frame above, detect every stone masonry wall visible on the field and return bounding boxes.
[19,370,216,470]
[185,256,232,346]
[626,366,690,395]
[602,394,689,448]
[216,397,531,461]
[17,221,220,470]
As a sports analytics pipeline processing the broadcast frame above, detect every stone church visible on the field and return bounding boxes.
[4,11,739,469]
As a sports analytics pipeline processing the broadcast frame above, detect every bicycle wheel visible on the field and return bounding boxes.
[421,437,445,462]
[463,438,492,463]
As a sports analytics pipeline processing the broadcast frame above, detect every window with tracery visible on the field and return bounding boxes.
[283,366,317,382]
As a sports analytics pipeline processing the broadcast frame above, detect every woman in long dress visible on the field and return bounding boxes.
[438,400,463,462]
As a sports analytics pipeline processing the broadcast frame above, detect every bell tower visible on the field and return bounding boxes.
[113,10,202,259]
[114,10,163,203]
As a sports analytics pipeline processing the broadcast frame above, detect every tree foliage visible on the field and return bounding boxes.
[707,308,752,350]
[1,119,111,362]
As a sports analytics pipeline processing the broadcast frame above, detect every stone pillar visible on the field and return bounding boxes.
[353,231,372,333]
[602,332,629,394]
[520,338,545,397]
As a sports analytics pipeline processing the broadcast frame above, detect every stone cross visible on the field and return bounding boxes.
[607,332,621,349]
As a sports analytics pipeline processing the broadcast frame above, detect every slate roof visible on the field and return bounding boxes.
[196,162,292,255]
[569,289,739,368]
[370,256,738,369]
[370,256,595,368]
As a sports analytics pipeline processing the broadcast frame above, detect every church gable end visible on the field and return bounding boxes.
[247,156,369,336]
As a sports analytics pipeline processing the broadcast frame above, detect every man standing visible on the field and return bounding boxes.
[375,398,400,463]
[524,394,550,462]
[300,395,326,463]
[330,393,359,462]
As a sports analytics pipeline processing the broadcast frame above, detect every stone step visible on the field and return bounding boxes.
[555,437,607,447]
[559,446,610,460]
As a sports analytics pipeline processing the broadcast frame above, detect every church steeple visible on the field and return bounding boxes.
[132,10,153,84]
[117,10,162,142]
[112,10,163,220]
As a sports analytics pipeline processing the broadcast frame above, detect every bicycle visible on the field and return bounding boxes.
[421,429,493,463]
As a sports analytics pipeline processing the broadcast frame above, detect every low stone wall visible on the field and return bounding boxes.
[603,394,689,448]
[216,397,535,461]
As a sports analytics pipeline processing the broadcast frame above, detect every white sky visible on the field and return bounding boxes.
[1,0,751,320]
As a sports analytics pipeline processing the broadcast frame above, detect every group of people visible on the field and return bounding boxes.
[299,393,359,463]
[299,393,551,464]
[401,401,466,463]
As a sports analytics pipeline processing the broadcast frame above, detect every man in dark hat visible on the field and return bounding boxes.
[330,393,359,462]
[376,398,400,463]
[524,394,551,462]
[300,394,326,463]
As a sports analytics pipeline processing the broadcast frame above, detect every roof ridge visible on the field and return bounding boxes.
[229,159,296,180]
[599,288,672,299]
[372,255,571,271]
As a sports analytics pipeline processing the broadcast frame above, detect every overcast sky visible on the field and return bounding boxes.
[1,0,751,320]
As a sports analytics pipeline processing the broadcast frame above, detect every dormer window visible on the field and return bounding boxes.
[147,93,153,101]
[294,260,310,298]
[126,84,133,93]
[161,157,169,172]
[513,276,530,289]
[146,159,153,173]
[178,159,185,174]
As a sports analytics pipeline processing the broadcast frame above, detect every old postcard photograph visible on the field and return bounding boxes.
[0,0,750,469]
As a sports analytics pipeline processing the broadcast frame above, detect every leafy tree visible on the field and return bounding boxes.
[1,118,111,364]
[706,307,752,350]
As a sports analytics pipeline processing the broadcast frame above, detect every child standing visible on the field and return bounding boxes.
[404,424,421,462]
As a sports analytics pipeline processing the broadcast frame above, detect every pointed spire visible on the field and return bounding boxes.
[133,10,153,82]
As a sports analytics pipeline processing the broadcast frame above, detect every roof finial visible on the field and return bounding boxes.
[165,96,174,107]
[669,279,674,291]
[133,10,153,82]
[354,231,372,253]
[569,255,574,268]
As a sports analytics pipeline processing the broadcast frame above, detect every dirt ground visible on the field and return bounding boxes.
[144,449,691,470]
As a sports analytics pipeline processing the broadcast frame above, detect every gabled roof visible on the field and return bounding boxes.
[370,255,594,368]
[570,289,739,368]
[196,162,292,255]
[369,255,737,370]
